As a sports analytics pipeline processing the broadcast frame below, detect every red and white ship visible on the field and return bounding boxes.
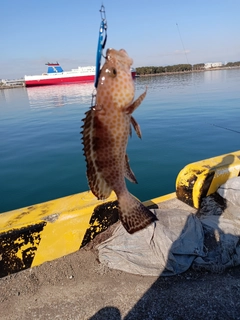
[24,62,136,87]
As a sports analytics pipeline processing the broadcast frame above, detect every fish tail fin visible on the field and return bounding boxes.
[118,192,157,234]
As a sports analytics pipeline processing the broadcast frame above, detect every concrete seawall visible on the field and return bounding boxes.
[0,83,25,89]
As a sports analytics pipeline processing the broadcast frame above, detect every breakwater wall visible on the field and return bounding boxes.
[0,79,25,89]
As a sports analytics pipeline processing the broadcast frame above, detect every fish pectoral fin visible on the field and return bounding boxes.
[118,192,157,234]
[130,116,142,139]
[124,154,138,184]
[124,88,147,115]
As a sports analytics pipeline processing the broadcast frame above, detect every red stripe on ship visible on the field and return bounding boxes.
[25,75,95,87]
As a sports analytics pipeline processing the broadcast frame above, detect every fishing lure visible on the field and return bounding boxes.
[94,5,107,88]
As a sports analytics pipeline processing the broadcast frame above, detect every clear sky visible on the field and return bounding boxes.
[1,0,240,79]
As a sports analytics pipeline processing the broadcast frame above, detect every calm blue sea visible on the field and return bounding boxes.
[1,69,240,213]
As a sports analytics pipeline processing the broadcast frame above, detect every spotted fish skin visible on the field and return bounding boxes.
[82,48,157,234]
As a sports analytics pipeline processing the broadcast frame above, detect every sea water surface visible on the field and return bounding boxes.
[1,69,240,213]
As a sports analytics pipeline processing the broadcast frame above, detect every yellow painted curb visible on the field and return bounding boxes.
[0,190,176,278]
[144,192,176,207]
[0,191,118,278]
[176,150,240,208]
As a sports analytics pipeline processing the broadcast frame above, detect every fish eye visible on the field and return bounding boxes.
[109,67,117,78]
[105,67,117,78]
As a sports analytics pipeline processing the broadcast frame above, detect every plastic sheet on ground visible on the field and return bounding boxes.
[217,176,240,207]
[97,187,240,276]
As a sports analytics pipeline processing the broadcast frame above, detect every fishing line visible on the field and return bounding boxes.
[210,124,240,134]
[176,23,191,66]
[175,22,201,101]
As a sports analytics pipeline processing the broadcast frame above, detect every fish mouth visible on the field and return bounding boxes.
[106,48,133,67]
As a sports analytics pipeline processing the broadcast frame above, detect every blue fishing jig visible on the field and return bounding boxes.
[94,5,107,88]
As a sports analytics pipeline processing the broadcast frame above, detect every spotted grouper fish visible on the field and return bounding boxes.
[82,48,157,234]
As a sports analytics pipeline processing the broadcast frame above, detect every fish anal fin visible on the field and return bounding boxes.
[131,116,142,139]
[125,88,147,115]
[118,192,157,234]
[124,154,138,184]
[129,123,132,137]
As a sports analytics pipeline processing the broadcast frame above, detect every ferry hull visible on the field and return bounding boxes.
[25,75,95,87]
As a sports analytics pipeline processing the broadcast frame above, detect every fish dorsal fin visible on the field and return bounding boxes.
[124,154,138,184]
[82,109,112,199]
[124,89,147,115]
[130,116,142,139]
